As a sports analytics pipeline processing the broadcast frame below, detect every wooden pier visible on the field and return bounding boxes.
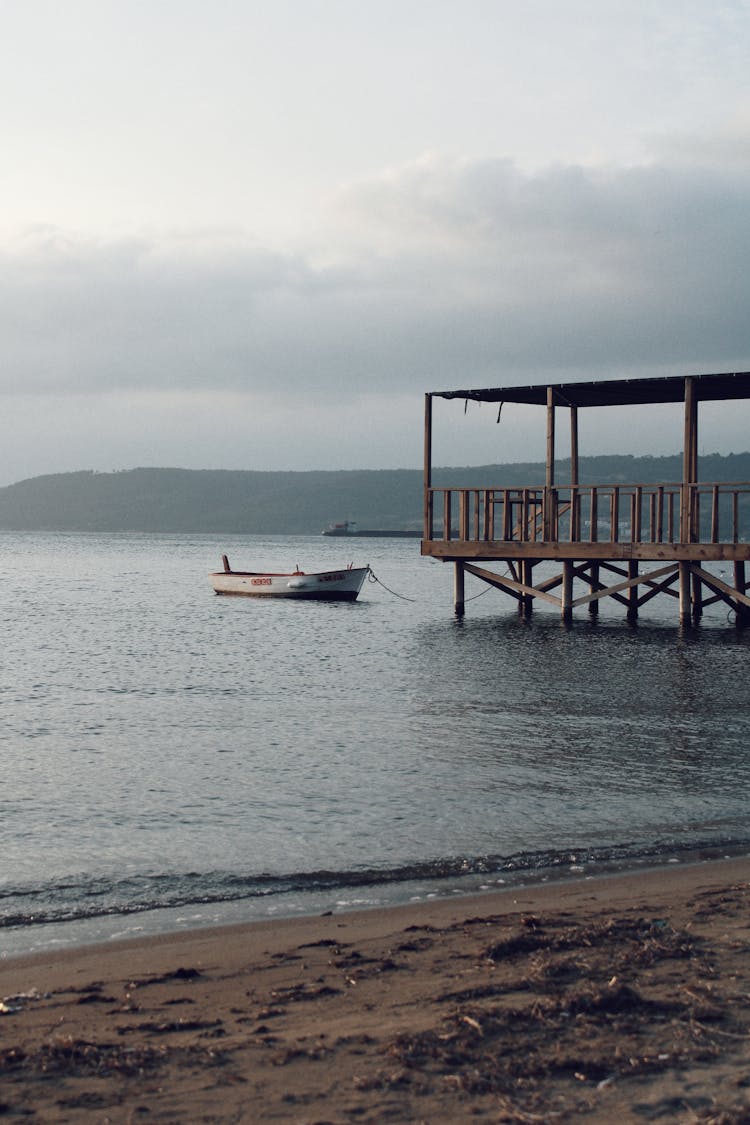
[422,371,750,624]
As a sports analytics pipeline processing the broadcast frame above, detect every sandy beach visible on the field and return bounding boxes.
[1,858,749,1123]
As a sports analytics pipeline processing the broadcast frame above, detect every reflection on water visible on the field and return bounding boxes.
[407,613,750,850]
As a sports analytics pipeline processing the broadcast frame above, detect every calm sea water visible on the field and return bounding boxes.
[2,531,749,957]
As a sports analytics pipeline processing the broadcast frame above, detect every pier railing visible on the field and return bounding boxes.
[425,482,750,546]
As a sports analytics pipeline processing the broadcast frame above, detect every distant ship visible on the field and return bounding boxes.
[321,520,421,539]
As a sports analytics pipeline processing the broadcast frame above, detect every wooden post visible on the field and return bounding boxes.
[681,376,697,542]
[627,560,639,621]
[611,487,620,542]
[570,405,579,486]
[544,386,555,539]
[588,563,600,616]
[424,394,433,540]
[443,491,452,541]
[632,490,642,543]
[546,387,556,488]
[459,490,469,540]
[502,489,512,540]
[521,488,530,542]
[734,562,750,626]
[521,559,534,616]
[692,571,703,622]
[570,405,580,540]
[561,559,573,622]
[679,561,691,624]
[710,485,720,542]
[668,490,675,541]
[735,561,746,597]
[454,561,465,617]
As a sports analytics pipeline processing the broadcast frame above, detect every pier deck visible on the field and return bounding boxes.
[422,371,750,623]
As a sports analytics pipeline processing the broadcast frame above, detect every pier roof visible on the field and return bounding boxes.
[433,370,750,408]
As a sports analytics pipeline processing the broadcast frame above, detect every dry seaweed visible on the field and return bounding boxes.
[1,1037,228,1079]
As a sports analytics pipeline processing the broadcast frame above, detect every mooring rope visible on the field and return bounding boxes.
[366,562,521,606]
[367,568,417,602]
[464,564,515,602]
[464,583,493,602]
[367,564,516,605]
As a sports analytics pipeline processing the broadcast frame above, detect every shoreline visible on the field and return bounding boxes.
[2,857,749,1121]
[2,851,747,970]
[6,836,749,962]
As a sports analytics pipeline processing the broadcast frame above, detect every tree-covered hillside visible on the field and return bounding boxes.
[0,453,748,533]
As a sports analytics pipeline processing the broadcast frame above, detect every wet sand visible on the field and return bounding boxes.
[1,858,749,1123]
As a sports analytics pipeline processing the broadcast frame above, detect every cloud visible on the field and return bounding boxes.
[647,112,750,170]
[1,145,749,410]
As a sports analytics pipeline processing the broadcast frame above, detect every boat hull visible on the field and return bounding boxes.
[209,566,369,601]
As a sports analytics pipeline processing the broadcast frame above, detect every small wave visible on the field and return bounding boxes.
[2,835,748,931]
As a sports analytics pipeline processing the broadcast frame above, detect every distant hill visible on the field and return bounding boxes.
[0,454,749,534]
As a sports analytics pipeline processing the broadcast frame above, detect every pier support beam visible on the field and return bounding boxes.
[735,561,746,593]
[447,556,750,625]
[734,562,750,626]
[679,561,692,624]
[627,561,639,622]
[691,571,703,622]
[735,561,746,596]
[588,562,600,617]
[453,561,465,617]
[521,560,534,616]
[561,560,573,622]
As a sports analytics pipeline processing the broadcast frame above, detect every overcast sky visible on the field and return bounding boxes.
[1,0,749,484]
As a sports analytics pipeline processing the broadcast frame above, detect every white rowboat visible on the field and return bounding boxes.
[209,556,369,601]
